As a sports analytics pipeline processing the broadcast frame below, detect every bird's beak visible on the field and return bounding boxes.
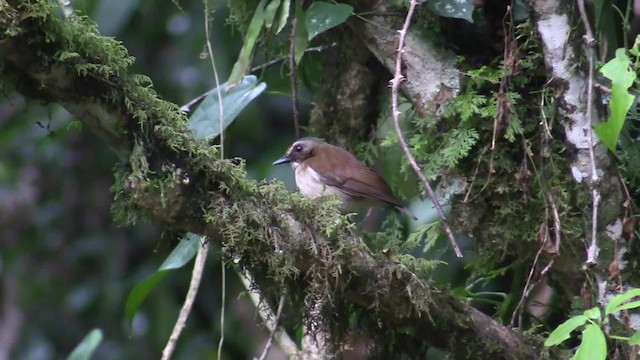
[272,156,291,165]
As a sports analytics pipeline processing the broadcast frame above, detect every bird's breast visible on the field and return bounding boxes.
[294,162,342,200]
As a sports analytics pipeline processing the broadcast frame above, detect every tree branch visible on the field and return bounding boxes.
[0,1,554,358]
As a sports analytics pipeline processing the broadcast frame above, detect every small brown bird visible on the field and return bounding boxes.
[273,137,416,220]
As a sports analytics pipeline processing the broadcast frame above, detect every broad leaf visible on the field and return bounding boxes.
[227,0,268,88]
[612,300,640,312]
[66,329,103,360]
[512,0,530,22]
[428,0,475,23]
[544,315,588,346]
[125,234,200,323]
[572,323,606,360]
[188,75,267,139]
[583,307,601,320]
[304,1,353,41]
[595,48,636,152]
[264,0,282,29]
[294,0,308,64]
[629,331,640,346]
[276,0,291,34]
[605,288,640,315]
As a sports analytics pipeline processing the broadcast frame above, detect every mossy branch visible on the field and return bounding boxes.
[0,1,553,358]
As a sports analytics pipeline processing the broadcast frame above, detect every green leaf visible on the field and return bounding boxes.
[276,0,291,34]
[294,0,308,64]
[125,271,167,324]
[595,48,637,152]
[304,1,353,41]
[544,315,588,346]
[628,331,640,346]
[66,329,103,360]
[615,300,640,312]
[572,323,606,360]
[583,307,601,320]
[264,0,282,29]
[605,288,640,315]
[512,0,530,22]
[125,234,200,323]
[227,0,268,88]
[427,0,475,23]
[188,75,267,140]
[159,233,200,270]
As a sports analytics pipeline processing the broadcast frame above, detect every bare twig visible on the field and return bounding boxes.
[237,270,299,357]
[289,15,301,139]
[203,4,228,359]
[217,259,226,359]
[257,294,287,360]
[203,2,225,159]
[161,238,210,360]
[251,44,335,74]
[390,0,463,258]
[243,276,298,356]
[576,0,601,265]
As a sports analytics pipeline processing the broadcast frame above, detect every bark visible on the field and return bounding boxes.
[0,0,558,358]
[531,0,626,320]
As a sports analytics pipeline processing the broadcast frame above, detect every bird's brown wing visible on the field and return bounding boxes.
[308,143,403,208]
[338,169,404,208]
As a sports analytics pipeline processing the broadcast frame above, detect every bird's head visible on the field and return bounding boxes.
[272,137,324,165]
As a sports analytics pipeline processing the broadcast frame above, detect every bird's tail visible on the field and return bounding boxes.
[395,206,417,221]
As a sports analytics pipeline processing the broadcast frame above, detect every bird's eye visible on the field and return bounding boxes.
[294,144,303,153]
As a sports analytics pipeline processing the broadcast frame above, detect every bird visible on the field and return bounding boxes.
[272,137,416,220]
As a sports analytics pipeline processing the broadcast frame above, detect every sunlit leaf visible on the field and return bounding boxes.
[125,234,200,323]
[611,300,640,313]
[294,0,308,64]
[629,331,640,346]
[66,329,103,360]
[304,1,353,41]
[572,323,606,360]
[188,76,267,139]
[595,48,636,152]
[428,0,475,23]
[264,0,282,29]
[159,233,200,270]
[227,0,267,88]
[544,315,588,346]
[605,288,640,315]
[583,307,601,320]
[276,0,291,34]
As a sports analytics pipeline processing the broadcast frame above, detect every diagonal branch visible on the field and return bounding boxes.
[389,0,463,258]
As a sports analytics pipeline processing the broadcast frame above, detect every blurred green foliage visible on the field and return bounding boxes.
[0,0,301,359]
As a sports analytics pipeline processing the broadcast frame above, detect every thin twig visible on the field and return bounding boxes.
[390,0,463,258]
[161,239,210,360]
[203,3,227,358]
[180,44,336,113]
[576,0,601,265]
[251,44,335,74]
[204,2,225,159]
[289,14,301,139]
[257,294,287,360]
[218,259,226,359]
[237,269,299,356]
